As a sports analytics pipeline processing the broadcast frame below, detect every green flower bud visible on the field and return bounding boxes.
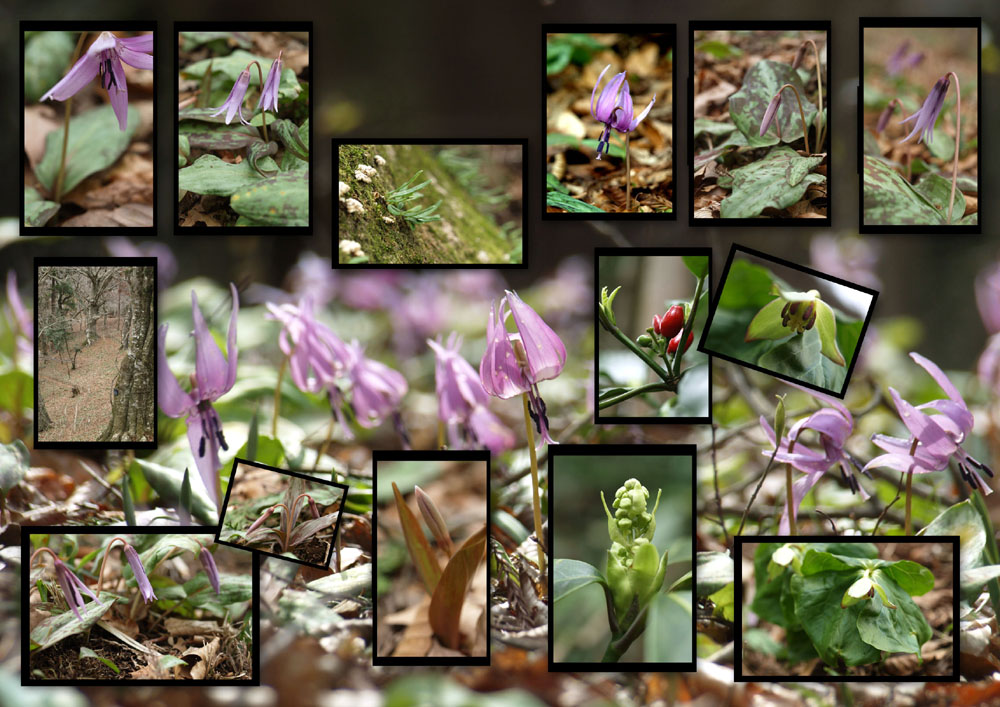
[615,508,627,519]
[618,518,632,531]
[606,548,633,622]
[619,496,632,509]
[773,394,787,443]
[637,334,653,348]
[601,490,626,546]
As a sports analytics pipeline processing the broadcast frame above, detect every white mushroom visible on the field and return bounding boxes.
[338,181,350,200]
[340,240,365,258]
[374,155,386,167]
[382,216,396,224]
[344,198,365,214]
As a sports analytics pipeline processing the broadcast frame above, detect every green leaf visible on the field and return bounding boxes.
[0,440,29,493]
[720,146,825,219]
[179,121,261,151]
[814,300,845,366]
[745,298,792,341]
[137,534,208,570]
[881,560,935,596]
[696,40,743,60]
[35,104,139,194]
[178,107,239,125]
[392,482,441,595]
[696,551,733,597]
[24,31,77,103]
[729,60,817,147]
[792,570,881,667]
[270,118,309,161]
[23,187,60,227]
[305,564,371,597]
[31,591,116,649]
[246,409,259,462]
[159,654,189,671]
[178,134,189,167]
[927,126,956,162]
[644,591,694,662]
[553,558,607,602]
[79,646,119,674]
[862,155,955,226]
[247,140,278,177]
[682,255,709,279]
[546,172,568,194]
[178,154,280,197]
[133,459,218,525]
[856,571,932,658]
[708,582,734,622]
[693,117,738,140]
[429,525,486,649]
[546,191,605,213]
[918,499,986,570]
[912,171,966,224]
[229,171,309,226]
[961,565,1000,600]
[757,327,847,392]
[121,475,136,526]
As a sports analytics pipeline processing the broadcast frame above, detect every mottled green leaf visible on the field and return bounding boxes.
[729,60,818,147]
[31,591,116,650]
[24,187,60,227]
[720,146,825,219]
[913,171,966,224]
[270,118,309,161]
[229,171,309,226]
[693,117,737,139]
[178,154,280,197]
[36,104,139,194]
[247,140,278,177]
[863,155,954,226]
[180,121,261,150]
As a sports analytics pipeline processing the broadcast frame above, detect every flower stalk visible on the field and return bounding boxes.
[800,40,825,149]
[522,392,545,580]
[946,71,961,224]
[54,31,87,202]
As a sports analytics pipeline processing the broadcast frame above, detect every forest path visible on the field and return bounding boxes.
[39,318,121,442]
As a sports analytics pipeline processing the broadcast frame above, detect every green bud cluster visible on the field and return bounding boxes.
[601,478,668,630]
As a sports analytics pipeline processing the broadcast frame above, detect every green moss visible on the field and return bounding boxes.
[338,144,517,265]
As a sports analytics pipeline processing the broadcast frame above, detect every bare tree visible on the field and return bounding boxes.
[99,266,155,442]
[37,397,53,434]
[79,267,116,347]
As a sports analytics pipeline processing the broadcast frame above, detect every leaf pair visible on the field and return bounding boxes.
[391,482,486,650]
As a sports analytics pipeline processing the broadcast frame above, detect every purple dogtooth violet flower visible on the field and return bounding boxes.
[759,384,869,534]
[257,49,283,113]
[211,67,252,125]
[428,332,515,454]
[343,341,408,429]
[590,64,655,160]
[266,296,350,395]
[864,352,994,494]
[158,283,239,509]
[886,41,924,77]
[41,31,153,131]
[480,290,566,447]
[53,557,104,621]
[977,262,1000,390]
[899,75,950,146]
[5,270,33,362]
[123,543,157,604]
[759,92,783,137]
[199,545,221,595]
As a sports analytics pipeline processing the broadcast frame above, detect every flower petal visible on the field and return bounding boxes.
[117,33,154,53]
[479,301,528,399]
[107,81,129,131]
[910,352,968,408]
[40,53,99,102]
[185,412,220,507]
[117,44,153,70]
[157,324,195,418]
[505,290,566,383]
[591,64,611,120]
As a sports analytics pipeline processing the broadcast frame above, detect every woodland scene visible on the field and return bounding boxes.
[36,263,155,444]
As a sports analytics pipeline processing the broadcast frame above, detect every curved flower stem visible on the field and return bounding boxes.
[905,438,918,535]
[436,420,446,449]
[625,132,632,213]
[314,416,335,472]
[785,464,797,535]
[272,355,287,438]
[669,273,707,378]
[598,382,676,410]
[30,546,61,568]
[54,31,88,202]
[601,606,649,662]
[775,84,810,155]
[598,307,674,384]
[522,393,545,582]
[947,71,961,224]
[250,61,268,144]
[96,537,129,593]
[803,40,824,149]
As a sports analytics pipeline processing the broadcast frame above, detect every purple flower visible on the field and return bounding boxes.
[199,546,221,595]
[590,64,655,160]
[759,386,868,534]
[863,352,993,493]
[246,505,274,534]
[976,262,1000,335]
[899,75,950,146]
[428,333,514,454]
[257,50,283,113]
[759,92,782,137]
[343,342,408,428]
[480,290,566,447]
[158,284,239,509]
[266,297,349,394]
[41,31,153,131]
[211,67,252,126]
[123,544,156,604]
[53,557,104,621]
[5,271,32,362]
[289,252,338,307]
[886,41,924,77]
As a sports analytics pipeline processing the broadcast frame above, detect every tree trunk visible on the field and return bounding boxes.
[99,267,155,443]
[37,397,53,434]
[120,303,131,350]
[86,301,99,346]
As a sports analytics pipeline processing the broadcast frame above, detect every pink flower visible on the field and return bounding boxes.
[590,64,655,160]
[41,31,153,131]
[158,284,239,509]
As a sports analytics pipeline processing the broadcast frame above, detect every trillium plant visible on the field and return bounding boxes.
[745,285,845,367]
[598,256,708,413]
[391,483,487,652]
[751,543,934,669]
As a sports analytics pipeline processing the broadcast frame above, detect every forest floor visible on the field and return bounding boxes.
[38,317,121,443]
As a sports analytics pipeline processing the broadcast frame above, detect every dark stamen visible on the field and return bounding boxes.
[198,435,206,458]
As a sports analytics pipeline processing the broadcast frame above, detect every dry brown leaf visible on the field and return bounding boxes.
[694,81,737,117]
[24,105,61,172]
[183,636,221,680]
[165,618,226,637]
[389,595,434,657]
[624,43,661,77]
[61,204,153,228]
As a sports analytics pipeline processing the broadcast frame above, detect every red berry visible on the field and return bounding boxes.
[668,329,694,354]
[656,305,684,339]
